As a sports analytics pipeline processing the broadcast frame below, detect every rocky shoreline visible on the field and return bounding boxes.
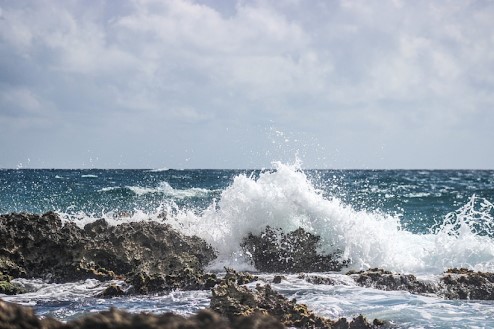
[0,269,384,329]
[2,212,494,328]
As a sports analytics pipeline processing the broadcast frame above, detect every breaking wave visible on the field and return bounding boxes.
[163,162,494,274]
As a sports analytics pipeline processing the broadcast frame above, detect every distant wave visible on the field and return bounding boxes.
[148,167,169,172]
[98,181,212,199]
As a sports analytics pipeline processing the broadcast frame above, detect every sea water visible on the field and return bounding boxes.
[1,164,494,328]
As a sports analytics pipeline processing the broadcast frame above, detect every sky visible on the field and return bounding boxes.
[0,0,493,169]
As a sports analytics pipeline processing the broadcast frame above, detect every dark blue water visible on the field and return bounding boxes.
[1,169,493,235]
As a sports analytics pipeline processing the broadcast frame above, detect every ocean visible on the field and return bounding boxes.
[1,163,494,328]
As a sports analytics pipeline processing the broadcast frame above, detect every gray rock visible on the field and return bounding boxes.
[241,226,347,273]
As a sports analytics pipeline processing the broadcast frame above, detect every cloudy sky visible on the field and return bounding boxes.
[1,0,493,169]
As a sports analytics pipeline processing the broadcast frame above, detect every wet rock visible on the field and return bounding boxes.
[440,268,494,300]
[0,212,216,292]
[211,276,382,328]
[1,295,385,329]
[0,298,280,329]
[347,268,437,295]
[332,315,387,329]
[0,272,25,295]
[96,283,127,298]
[223,268,258,285]
[346,268,494,301]
[272,275,286,284]
[241,226,347,273]
[0,299,231,329]
[299,273,340,285]
[128,270,219,295]
[0,298,57,328]
[211,278,332,328]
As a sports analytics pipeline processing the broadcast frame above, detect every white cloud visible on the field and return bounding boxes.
[0,0,493,168]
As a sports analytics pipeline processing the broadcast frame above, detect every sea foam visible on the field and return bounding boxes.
[167,162,494,274]
[57,162,494,274]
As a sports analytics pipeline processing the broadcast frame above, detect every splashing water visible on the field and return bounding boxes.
[166,162,494,274]
[434,195,494,237]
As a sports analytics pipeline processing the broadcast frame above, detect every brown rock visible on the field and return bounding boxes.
[0,212,216,294]
[440,268,494,300]
[211,276,381,328]
[347,268,436,295]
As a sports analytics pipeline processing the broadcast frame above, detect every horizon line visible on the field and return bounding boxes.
[1,167,493,171]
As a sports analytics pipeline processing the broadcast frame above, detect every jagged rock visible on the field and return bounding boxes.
[211,277,381,328]
[0,298,286,329]
[440,268,494,300]
[241,226,347,273]
[128,270,219,295]
[223,268,259,285]
[0,212,85,281]
[211,279,332,328]
[0,212,216,293]
[346,268,494,301]
[82,219,215,277]
[347,268,436,295]
[333,315,386,329]
[299,273,340,286]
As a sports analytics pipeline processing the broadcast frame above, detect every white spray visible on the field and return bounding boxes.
[167,161,494,274]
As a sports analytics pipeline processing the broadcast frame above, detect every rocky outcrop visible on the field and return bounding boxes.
[0,298,385,329]
[295,268,494,302]
[0,212,84,280]
[440,268,494,300]
[0,298,288,329]
[241,226,347,273]
[223,268,259,285]
[346,268,437,295]
[128,270,219,295]
[0,212,216,293]
[343,268,494,301]
[211,275,382,328]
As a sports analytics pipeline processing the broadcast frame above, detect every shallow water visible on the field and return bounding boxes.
[4,274,494,328]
